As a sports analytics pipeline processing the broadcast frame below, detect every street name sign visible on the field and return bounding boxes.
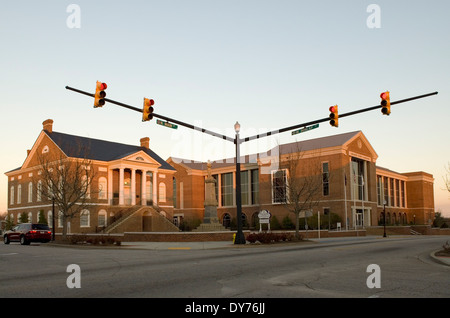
[157,119,178,129]
[291,124,319,135]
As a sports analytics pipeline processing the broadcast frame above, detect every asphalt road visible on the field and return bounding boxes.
[0,235,449,299]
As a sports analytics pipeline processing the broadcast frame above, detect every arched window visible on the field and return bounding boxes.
[98,177,107,200]
[28,212,32,223]
[17,185,22,204]
[28,182,33,203]
[10,186,14,205]
[37,180,42,202]
[81,176,90,199]
[47,210,53,228]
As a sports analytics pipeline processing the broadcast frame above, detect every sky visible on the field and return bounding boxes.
[0,0,449,216]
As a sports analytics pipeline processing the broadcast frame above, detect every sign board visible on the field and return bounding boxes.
[258,210,271,232]
[157,119,178,129]
[299,210,313,218]
[258,210,270,224]
[291,124,319,136]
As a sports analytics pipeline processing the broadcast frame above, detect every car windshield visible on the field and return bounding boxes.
[32,224,50,230]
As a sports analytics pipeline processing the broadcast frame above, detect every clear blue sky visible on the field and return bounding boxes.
[1,1,449,216]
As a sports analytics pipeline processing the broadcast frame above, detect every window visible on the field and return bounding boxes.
[10,186,14,205]
[383,176,389,205]
[322,162,329,196]
[401,181,405,207]
[80,210,90,227]
[221,173,233,206]
[47,211,53,228]
[389,178,394,207]
[240,171,249,206]
[272,169,287,203]
[376,176,381,205]
[28,182,33,203]
[98,210,107,227]
[98,177,107,200]
[351,158,366,201]
[37,180,42,202]
[173,177,177,208]
[395,179,400,207]
[251,169,259,205]
[81,175,90,199]
[58,211,64,228]
[17,185,22,204]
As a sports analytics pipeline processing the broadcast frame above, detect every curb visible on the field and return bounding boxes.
[430,250,450,267]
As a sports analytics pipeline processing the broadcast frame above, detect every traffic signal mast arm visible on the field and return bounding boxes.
[65,85,437,145]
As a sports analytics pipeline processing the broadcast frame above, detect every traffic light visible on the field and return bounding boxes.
[380,91,390,115]
[94,81,107,108]
[142,98,155,121]
[329,105,338,127]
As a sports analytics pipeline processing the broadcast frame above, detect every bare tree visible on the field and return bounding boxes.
[274,144,324,239]
[445,162,450,193]
[33,143,97,240]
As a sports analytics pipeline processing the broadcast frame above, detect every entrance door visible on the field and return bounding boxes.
[356,209,363,227]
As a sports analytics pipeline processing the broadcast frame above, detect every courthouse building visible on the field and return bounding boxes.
[169,130,435,229]
[5,119,435,234]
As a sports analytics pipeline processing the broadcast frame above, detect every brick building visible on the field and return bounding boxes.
[5,119,179,234]
[169,130,435,229]
[5,120,435,234]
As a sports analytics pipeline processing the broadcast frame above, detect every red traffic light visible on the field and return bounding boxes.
[97,82,107,90]
[380,91,391,115]
[329,105,338,127]
[142,98,155,121]
[94,81,107,108]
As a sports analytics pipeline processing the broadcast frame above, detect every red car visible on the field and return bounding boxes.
[3,223,52,245]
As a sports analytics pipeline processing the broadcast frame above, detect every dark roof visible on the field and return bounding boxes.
[278,130,361,155]
[175,131,362,170]
[45,131,175,171]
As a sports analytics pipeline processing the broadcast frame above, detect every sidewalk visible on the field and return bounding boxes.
[120,236,450,267]
[120,241,235,250]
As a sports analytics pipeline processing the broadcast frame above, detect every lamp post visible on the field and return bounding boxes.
[383,200,387,238]
[234,121,246,244]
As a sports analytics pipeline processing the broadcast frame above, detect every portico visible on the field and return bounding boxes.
[108,165,159,206]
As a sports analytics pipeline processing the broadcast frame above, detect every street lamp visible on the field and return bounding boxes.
[383,200,387,238]
[234,121,246,244]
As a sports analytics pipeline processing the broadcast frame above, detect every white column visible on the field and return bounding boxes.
[141,170,147,206]
[131,168,136,205]
[152,171,157,205]
[119,167,124,205]
[108,168,113,205]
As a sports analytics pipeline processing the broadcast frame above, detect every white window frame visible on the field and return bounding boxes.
[271,169,288,204]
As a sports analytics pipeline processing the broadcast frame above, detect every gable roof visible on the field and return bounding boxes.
[172,131,367,171]
[44,131,175,171]
[278,130,361,155]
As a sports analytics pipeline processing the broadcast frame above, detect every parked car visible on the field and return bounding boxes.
[3,223,52,245]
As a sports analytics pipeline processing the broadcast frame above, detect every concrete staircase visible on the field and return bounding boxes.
[102,205,180,234]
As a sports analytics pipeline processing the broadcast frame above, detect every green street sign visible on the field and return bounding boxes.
[157,119,178,129]
[291,124,319,136]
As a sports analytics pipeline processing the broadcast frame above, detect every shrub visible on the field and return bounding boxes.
[246,232,296,244]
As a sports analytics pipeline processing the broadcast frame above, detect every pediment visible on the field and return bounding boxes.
[344,132,378,162]
[122,150,161,166]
